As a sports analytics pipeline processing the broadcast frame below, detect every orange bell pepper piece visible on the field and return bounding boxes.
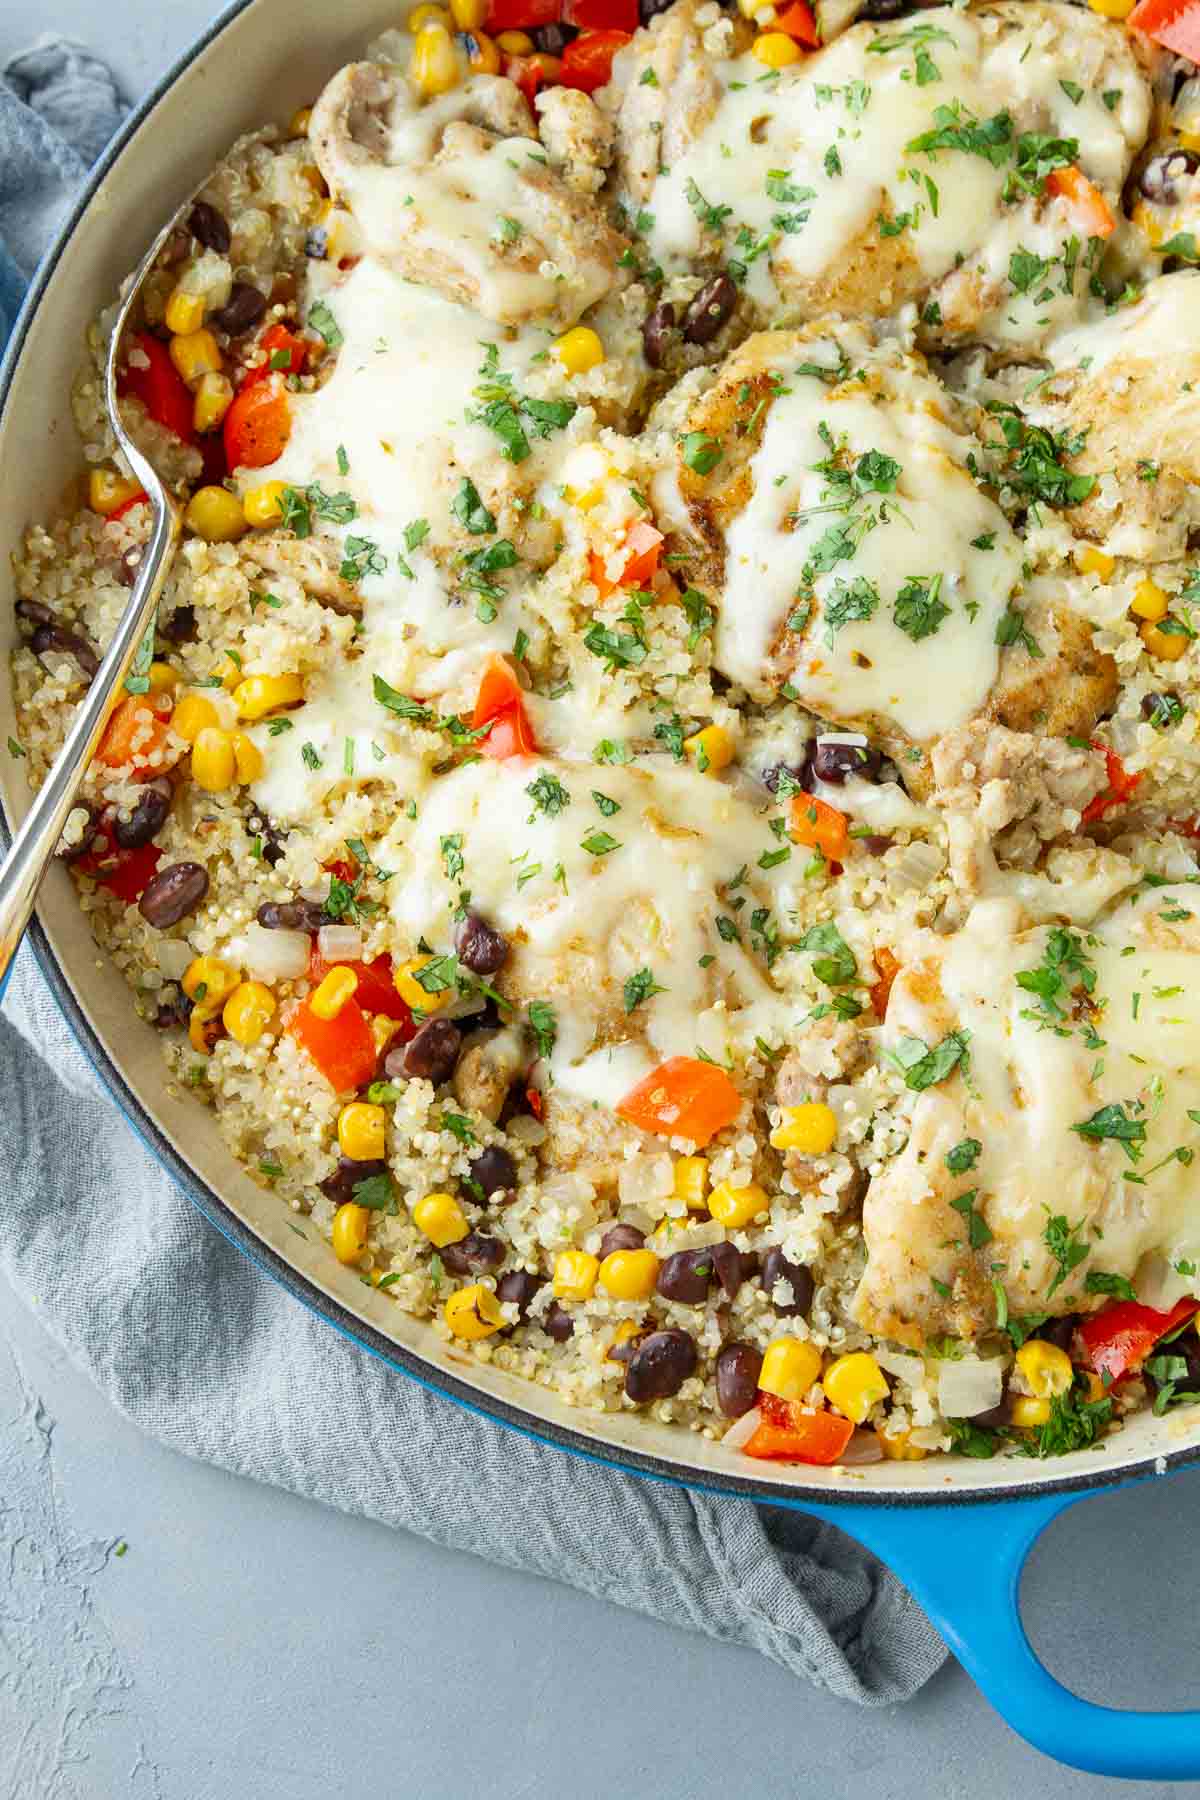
[223,373,292,470]
[1044,167,1115,240]
[94,693,174,778]
[870,946,900,1021]
[773,0,818,43]
[1128,0,1200,62]
[241,323,309,388]
[589,520,664,600]
[472,654,538,759]
[287,995,378,1092]
[1081,748,1141,826]
[788,791,850,861]
[615,1055,741,1147]
[743,1395,856,1464]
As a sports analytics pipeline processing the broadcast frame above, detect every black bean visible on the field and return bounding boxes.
[31,624,98,680]
[497,1269,541,1321]
[153,982,193,1030]
[1039,1314,1078,1353]
[256,897,327,931]
[57,803,102,862]
[639,0,674,20]
[862,835,893,857]
[162,604,197,644]
[858,0,908,15]
[213,281,268,337]
[599,1222,646,1258]
[625,1328,697,1403]
[117,546,144,588]
[1139,148,1200,206]
[543,1302,575,1342]
[138,861,208,928]
[320,1156,388,1206]
[716,1342,763,1418]
[454,910,508,975]
[811,736,882,785]
[469,1144,518,1199]
[305,225,329,259]
[761,760,808,796]
[395,1018,462,1084]
[246,811,288,867]
[607,1329,646,1365]
[642,301,676,370]
[113,778,172,850]
[656,1247,716,1305]
[682,273,737,346]
[188,200,232,253]
[441,1232,505,1275]
[16,599,54,628]
[532,20,576,52]
[760,1246,814,1318]
[973,1399,1010,1430]
[710,1241,756,1300]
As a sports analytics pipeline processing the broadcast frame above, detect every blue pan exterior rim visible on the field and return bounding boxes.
[6,4,1200,1773]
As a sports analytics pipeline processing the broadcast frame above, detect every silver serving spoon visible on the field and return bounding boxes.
[0,211,188,992]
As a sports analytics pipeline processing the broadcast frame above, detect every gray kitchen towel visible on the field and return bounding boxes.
[0,38,948,1703]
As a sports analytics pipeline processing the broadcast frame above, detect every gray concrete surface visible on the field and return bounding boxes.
[2,3,1200,1793]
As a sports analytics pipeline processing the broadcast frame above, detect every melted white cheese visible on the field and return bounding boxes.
[1049,271,1200,377]
[716,351,1021,738]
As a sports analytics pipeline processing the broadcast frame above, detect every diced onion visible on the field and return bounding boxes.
[318,924,362,963]
[722,1406,762,1451]
[299,874,331,903]
[876,1348,925,1387]
[840,1429,885,1465]
[156,939,194,980]
[816,731,868,748]
[937,1356,1003,1420]
[235,922,310,983]
[890,840,945,893]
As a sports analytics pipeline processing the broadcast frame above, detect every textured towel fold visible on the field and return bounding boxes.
[0,34,946,1703]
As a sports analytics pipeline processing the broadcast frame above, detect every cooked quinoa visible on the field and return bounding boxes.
[16,0,1200,1465]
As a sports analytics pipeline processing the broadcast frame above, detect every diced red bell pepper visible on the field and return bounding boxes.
[1081,747,1141,826]
[288,995,378,1092]
[615,1056,741,1147]
[241,323,309,389]
[1129,0,1200,64]
[223,373,292,470]
[773,0,819,44]
[307,945,416,1031]
[75,826,163,905]
[589,519,665,600]
[1044,167,1116,240]
[1079,1295,1199,1384]
[509,56,547,107]
[788,791,850,861]
[564,0,638,30]
[870,946,900,1021]
[472,654,538,760]
[559,29,631,93]
[118,332,195,443]
[743,1394,856,1464]
[107,491,149,523]
[487,0,560,29]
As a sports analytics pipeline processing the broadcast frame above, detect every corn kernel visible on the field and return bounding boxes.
[232,672,305,719]
[1088,0,1134,16]
[1015,1339,1074,1399]
[410,23,460,96]
[1141,618,1191,661]
[1131,577,1169,622]
[1010,1395,1052,1429]
[338,1101,387,1162]
[394,954,449,1012]
[410,1,451,26]
[370,1014,403,1054]
[553,1249,600,1302]
[169,327,223,387]
[231,730,263,784]
[759,1337,822,1401]
[822,1350,889,1424]
[464,27,502,71]
[413,1191,469,1247]
[607,1319,642,1362]
[1075,544,1115,581]
[876,1426,927,1461]
[599,1248,660,1301]
[553,325,605,377]
[708,1180,768,1228]
[223,980,277,1046]
[495,27,533,51]
[1084,1371,1108,1403]
[191,727,237,793]
[450,0,487,28]
[673,1155,708,1210]
[242,480,290,528]
[165,287,207,335]
[1181,131,1200,155]
[184,484,247,543]
[172,691,221,744]
[310,966,358,1021]
[147,661,180,695]
[188,1004,223,1055]
[193,370,234,435]
[182,956,241,1007]
[289,105,313,137]
[332,1202,371,1265]
[212,653,244,691]
[683,724,735,774]
[445,1283,504,1340]
[753,30,801,66]
[770,1101,838,1155]
[88,467,143,516]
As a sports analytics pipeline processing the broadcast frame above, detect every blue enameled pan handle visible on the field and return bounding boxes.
[782,1478,1199,1779]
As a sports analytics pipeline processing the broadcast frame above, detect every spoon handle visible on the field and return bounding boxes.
[0,492,179,994]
